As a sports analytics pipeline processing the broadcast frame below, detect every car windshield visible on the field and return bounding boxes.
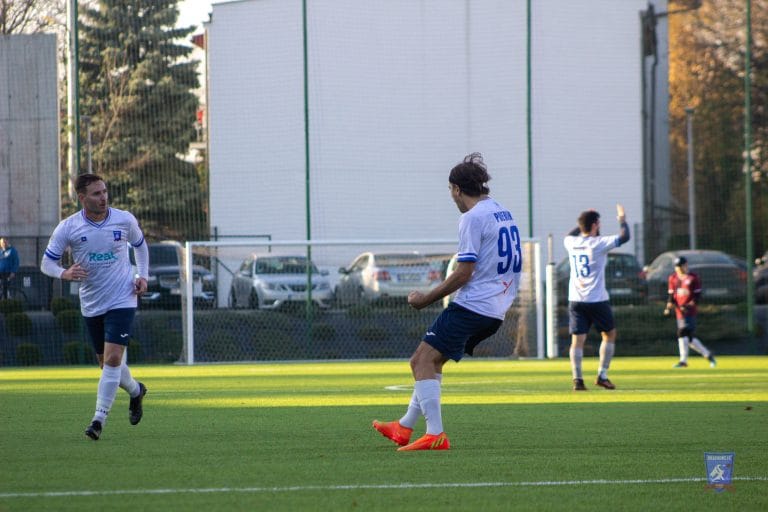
[254,256,319,274]
[150,245,179,265]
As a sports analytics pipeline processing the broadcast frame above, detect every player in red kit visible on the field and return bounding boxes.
[664,256,716,368]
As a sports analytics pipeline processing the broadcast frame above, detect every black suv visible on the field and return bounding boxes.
[139,241,216,309]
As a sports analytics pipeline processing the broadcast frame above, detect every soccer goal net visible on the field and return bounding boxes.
[176,239,543,364]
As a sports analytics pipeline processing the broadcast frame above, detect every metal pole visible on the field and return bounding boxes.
[744,0,754,334]
[545,234,557,358]
[184,242,195,364]
[685,107,695,249]
[302,0,314,340]
[82,115,93,174]
[66,0,80,200]
[526,0,533,238]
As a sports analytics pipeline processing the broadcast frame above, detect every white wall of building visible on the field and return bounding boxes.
[0,34,60,265]
[206,0,649,284]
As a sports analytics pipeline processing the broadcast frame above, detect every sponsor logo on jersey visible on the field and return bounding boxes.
[88,251,118,262]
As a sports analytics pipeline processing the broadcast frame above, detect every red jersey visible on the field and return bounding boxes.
[667,271,702,319]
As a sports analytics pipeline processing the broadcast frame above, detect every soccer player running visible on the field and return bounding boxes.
[564,205,630,391]
[41,174,149,440]
[373,153,523,451]
[664,256,716,368]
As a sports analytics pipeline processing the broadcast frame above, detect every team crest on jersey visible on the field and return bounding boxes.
[704,452,734,492]
[80,236,87,242]
[113,231,122,241]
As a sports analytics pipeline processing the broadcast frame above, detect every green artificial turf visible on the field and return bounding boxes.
[1,357,766,511]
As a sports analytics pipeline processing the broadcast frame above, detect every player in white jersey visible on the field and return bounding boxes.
[563,205,630,391]
[373,153,522,450]
[41,174,150,440]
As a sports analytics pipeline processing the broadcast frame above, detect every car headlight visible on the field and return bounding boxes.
[259,281,278,291]
[146,275,158,284]
[316,282,330,290]
[202,274,215,282]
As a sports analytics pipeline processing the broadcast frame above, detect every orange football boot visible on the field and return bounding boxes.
[372,420,413,446]
[397,432,450,451]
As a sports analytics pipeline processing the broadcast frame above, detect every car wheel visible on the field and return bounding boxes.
[248,290,261,309]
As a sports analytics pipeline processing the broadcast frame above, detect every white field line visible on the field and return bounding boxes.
[1,477,766,499]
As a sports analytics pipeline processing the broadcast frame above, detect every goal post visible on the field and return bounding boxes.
[179,238,546,364]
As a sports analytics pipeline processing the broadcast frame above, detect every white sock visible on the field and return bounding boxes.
[400,373,441,428]
[570,347,583,379]
[598,341,615,379]
[93,364,121,424]
[689,338,710,358]
[678,337,690,362]
[119,364,140,398]
[414,379,443,435]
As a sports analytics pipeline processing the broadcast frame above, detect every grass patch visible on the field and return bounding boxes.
[0,357,766,511]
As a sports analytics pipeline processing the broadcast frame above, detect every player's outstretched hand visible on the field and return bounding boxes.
[134,275,148,295]
[616,203,626,221]
[63,263,88,281]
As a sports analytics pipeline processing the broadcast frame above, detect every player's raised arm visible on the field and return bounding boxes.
[616,204,630,245]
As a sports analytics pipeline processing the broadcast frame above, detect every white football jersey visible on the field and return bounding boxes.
[563,233,620,302]
[44,208,145,317]
[453,198,522,320]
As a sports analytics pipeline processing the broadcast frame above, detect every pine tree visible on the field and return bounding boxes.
[78,0,206,241]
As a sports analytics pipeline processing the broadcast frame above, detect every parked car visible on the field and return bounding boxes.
[228,254,332,310]
[754,250,768,304]
[335,251,442,306]
[555,252,647,305]
[139,241,216,309]
[441,253,459,308]
[644,249,747,303]
[424,253,455,280]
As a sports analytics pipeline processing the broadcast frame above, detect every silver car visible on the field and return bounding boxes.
[228,255,332,310]
[335,252,442,305]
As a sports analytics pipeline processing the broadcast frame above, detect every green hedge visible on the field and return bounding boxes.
[357,324,389,342]
[5,312,32,337]
[51,297,78,316]
[16,343,42,366]
[555,304,754,356]
[63,341,90,365]
[55,310,82,335]
[0,299,24,315]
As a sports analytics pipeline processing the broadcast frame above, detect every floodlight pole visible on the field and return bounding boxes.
[66,0,80,200]
[685,107,695,249]
[744,0,755,334]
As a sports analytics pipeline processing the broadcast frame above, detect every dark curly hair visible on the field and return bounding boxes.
[75,173,105,195]
[578,210,600,233]
[449,152,491,197]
